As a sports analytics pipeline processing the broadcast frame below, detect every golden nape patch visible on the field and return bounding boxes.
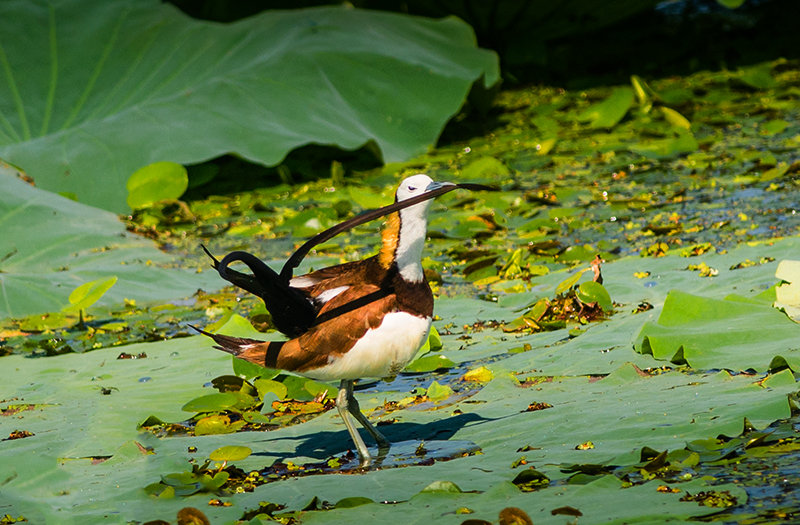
[379,212,400,269]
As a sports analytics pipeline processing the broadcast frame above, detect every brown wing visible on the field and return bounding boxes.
[291,256,387,304]
[273,282,396,373]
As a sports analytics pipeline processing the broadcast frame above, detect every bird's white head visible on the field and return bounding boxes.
[395,173,435,202]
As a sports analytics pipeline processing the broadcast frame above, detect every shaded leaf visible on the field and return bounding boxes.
[512,468,550,492]
[577,281,612,312]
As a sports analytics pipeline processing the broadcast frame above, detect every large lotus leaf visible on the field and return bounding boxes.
[633,289,800,372]
[0,168,219,318]
[298,477,745,524]
[2,233,799,523]
[0,0,499,212]
[1,330,793,523]
[433,237,800,378]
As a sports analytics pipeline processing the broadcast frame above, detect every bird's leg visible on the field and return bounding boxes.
[344,384,390,450]
[337,380,372,465]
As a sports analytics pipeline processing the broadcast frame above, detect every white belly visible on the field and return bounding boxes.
[305,312,432,381]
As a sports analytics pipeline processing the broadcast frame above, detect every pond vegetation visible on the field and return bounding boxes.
[1,1,799,524]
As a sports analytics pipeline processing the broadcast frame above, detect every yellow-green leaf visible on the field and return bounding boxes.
[209,445,252,462]
[63,276,118,312]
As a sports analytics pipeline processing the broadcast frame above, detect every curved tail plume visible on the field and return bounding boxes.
[200,246,316,337]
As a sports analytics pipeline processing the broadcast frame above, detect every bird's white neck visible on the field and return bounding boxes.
[395,206,429,282]
[379,202,431,283]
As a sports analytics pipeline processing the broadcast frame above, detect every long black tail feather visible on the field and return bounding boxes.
[200,247,317,337]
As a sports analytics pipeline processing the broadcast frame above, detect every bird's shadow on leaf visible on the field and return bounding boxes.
[254,412,488,462]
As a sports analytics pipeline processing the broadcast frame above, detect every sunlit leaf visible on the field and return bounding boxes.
[716,0,746,7]
[577,87,634,129]
[635,290,800,370]
[254,379,288,401]
[62,277,118,313]
[181,393,239,413]
[577,281,612,312]
[126,162,188,210]
[208,445,252,462]
[555,268,591,295]
[0,168,219,318]
[426,381,454,401]
[462,366,494,383]
[404,354,455,373]
[629,130,699,159]
[659,106,692,130]
[775,260,800,321]
[420,480,463,493]
[738,64,777,89]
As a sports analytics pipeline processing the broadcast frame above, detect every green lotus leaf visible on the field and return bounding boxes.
[334,497,375,508]
[577,281,612,312]
[577,87,634,129]
[194,414,242,436]
[254,379,289,402]
[634,290,800,371]
[420,480,463,493]
[0,0,498,212]
[0,167,219,318]
[426,380,455,401]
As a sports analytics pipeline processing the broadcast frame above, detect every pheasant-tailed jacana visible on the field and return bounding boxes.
[195,174,478,464]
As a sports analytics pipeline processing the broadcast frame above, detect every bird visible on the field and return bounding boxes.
[194,174,470,465]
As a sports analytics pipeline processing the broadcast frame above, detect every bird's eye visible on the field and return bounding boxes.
[408,186,416,191]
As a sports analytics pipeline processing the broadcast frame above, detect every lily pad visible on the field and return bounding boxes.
[181,393,240,413]
[577,281,613,311]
